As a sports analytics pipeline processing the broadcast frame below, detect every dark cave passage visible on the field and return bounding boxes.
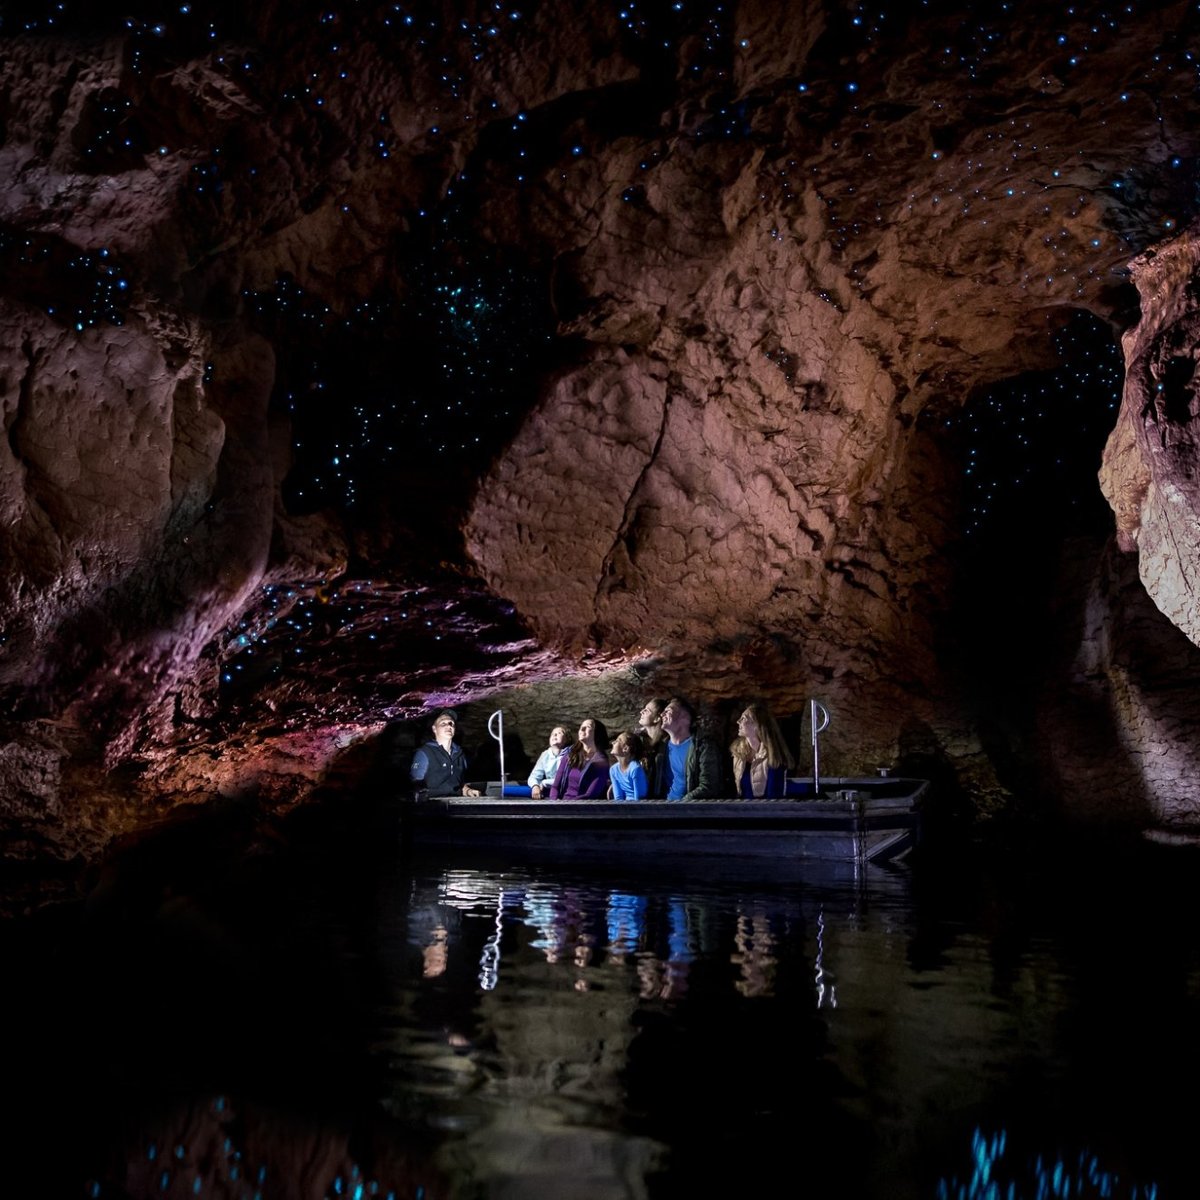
[952,309,1125,800]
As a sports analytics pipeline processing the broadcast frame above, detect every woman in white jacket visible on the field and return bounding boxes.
[528,725,570,798]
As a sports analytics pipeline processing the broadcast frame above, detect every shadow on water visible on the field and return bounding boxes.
[2,794,1198,1198]
[906,821,1200,1200]
[0,798,443,1198]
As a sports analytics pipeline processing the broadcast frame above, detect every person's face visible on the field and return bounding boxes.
[639,701,662,729]
[661,702,689,736]
[433,715,456,740]
[737,709,759,740]
[613,734,630,758]
[578,719,595,744]
[550,726,568,749]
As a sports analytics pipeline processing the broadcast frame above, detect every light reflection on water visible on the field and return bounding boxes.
[4,831,1196,1198]
[374,848,1184,1200]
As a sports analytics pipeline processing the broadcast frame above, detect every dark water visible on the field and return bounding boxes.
[2,811,1196,1199]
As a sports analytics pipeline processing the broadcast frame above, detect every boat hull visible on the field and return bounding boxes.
[401,777,927,865]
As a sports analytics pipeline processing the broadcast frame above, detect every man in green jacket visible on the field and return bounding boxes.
[651,696,723,799]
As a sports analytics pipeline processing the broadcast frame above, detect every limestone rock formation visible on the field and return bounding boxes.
[1102,232,1200,649]
[4,0,1200,862]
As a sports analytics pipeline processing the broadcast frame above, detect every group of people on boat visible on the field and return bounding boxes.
[409,696,797,802]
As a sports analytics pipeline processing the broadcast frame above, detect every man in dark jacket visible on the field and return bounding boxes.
[650,696,723,799]
[410,709,481,797]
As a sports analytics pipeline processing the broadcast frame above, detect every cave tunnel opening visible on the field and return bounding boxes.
[952,308,1124,787]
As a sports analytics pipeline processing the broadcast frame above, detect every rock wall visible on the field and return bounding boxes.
[1102,232,1200,649]
[5,2,1200,858]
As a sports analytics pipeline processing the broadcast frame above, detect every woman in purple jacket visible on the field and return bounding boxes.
[550,718,612,799]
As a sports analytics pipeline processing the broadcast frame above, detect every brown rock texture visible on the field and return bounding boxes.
[1033,537,1200,828]
[1102,231,1200,647]
[5,0,1200,861]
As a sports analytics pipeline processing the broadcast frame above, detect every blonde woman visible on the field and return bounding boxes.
[730,702,794,799]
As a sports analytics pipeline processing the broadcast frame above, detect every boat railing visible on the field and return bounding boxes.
[487,708,506,795]
[810,698,830,795]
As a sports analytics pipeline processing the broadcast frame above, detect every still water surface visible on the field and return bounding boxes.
[3,817,1196,1199]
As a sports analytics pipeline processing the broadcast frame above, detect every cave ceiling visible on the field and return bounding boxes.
[5,0,1200,857]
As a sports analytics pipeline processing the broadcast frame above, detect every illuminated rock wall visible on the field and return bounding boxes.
[4,1,1200,856]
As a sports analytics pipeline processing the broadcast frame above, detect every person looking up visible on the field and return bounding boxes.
[528,724,571,798]
[550,718,612,799]
[636,697,666,795]
[730,701,794,799]
[410,709,481,797]
[652,697,722,800]
[609,730,649,801]
[638,698,668,754]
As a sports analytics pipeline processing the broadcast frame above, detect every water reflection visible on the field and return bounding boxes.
[814,906,837,1009]
[3,830,1191,1198]
[732,909,776,998]
[383,853,1177,1199]
[384,862,900,1197]
[407,869,801,1003]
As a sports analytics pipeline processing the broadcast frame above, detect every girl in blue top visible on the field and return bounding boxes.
[609,729,649,801]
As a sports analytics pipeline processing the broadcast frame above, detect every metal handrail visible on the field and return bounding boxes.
[810,699,830,794]
[487,709,506,795]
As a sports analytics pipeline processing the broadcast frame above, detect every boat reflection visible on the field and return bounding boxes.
[815,906,837,1009]
[408,867,819,1004]
[382,860,912,1195]
[732,908,776,999]
[386,857,1176,1199]
[9,831,1186,1199]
